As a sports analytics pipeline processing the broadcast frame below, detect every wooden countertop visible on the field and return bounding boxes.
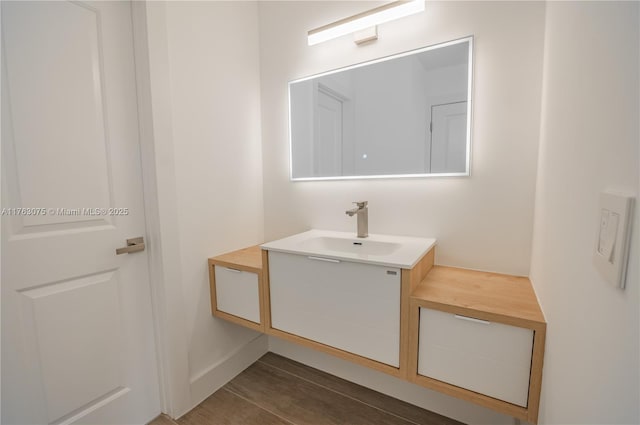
[208,245,263,274]
[411,266,546,330]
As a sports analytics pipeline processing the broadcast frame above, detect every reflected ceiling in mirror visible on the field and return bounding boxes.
[289,37,473,181]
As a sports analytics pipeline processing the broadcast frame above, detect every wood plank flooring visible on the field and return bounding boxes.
[149,353,464,425]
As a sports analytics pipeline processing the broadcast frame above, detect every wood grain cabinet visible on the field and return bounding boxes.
[409,266,546,423]
[208,246,265,332]
[207,245,546,423]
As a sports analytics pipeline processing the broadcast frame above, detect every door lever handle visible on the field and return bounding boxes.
[116,237,145,255]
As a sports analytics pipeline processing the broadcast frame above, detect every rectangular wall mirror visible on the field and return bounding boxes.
[289,36,473,181]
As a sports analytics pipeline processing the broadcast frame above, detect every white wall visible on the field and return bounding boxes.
[147,0,267,413]
[530,2,640,423]
[259,1,545,423]
[259,1,545,276]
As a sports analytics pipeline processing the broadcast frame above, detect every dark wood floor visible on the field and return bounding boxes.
[150,353,463,425]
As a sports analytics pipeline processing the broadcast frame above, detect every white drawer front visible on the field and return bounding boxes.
[418,308,533,407]
[268,251,401,367]
[215,267,260,323]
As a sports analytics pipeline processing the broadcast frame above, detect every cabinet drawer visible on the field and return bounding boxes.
[418,308,533,407]
[214,266,260,323]
[269,251,401,367]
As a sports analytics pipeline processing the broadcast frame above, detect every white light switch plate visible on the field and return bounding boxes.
[593,191,634,289]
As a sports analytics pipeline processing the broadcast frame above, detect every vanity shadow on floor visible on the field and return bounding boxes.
[150,353,464,425]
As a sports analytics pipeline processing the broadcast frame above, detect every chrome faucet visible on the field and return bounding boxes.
[345,201,368,238]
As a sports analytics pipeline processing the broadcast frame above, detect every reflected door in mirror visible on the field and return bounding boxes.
[315,89,344,176]
[430,101,468,173]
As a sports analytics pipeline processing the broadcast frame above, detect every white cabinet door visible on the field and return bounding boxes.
[1,2,159,424]
[268,251,401,367]
[418,308,533,407]
[215,266,261,323]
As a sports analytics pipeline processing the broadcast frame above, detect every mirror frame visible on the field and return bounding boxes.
[288,36,474,181]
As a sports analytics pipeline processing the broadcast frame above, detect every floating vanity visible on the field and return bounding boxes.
[208,230,546,423]
[262,229,436,376]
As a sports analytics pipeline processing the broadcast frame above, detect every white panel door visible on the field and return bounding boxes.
[1,2,160,424]
[314,89,343,177]
[430,101,467,173]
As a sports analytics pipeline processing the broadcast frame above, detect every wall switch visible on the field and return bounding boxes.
[593,191,634,289]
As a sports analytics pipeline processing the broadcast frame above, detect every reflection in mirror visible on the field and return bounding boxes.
[289,37,473,180]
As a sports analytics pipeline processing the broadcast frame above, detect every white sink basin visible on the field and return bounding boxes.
[300,236,401,256]
[261,229,436,268]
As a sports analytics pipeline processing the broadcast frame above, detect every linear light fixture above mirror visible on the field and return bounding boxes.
[307,0,425,46]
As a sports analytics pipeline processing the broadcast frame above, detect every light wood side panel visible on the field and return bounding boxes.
[261,249,272,331]
[212,309,264,333]
[410,373,529,422]
[268,328,403,379]
[208,259,218,317]
[409,248,435,292]
[399,247,434,378]
[527,325,546,423]
[400,271,410,379]
[408,299,421,380]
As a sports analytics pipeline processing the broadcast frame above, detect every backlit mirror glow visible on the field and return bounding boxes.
[289,37,473,181]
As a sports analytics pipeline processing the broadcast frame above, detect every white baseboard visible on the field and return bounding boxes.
[185,334,268,417]
[268,335,517,425]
